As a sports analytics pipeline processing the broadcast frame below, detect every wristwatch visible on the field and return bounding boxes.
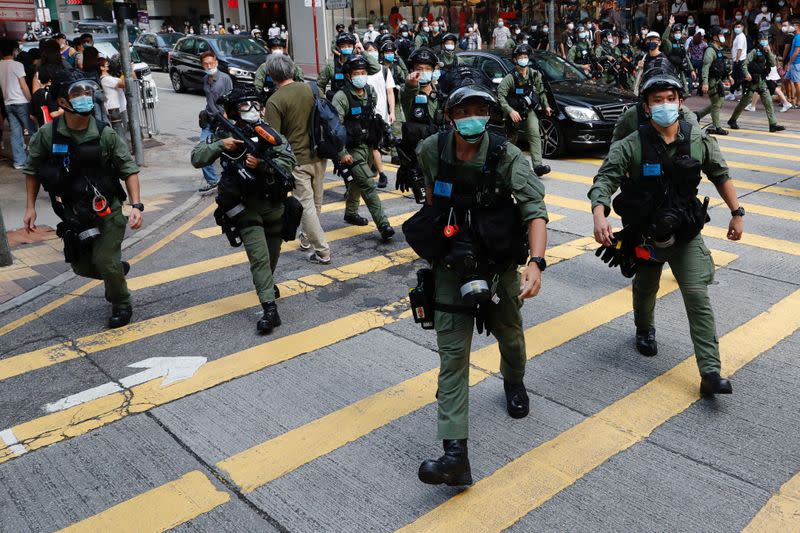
[131,202,145,212]
[731,206,745,217]
[528,256,547,272]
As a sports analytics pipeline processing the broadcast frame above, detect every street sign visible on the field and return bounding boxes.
[326,0,351,9]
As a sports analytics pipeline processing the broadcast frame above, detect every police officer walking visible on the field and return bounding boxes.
[403,85,549,486]
[253,37,304,99]
[331,55,395,241]
[696,26,731,135]
[22,70,143,328]
[191,87,298,333]
[589,72,742,396]
[318,33,380,101]
[497,44,553,176]
[727,31,786,133]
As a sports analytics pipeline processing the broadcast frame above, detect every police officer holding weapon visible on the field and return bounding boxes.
[402,85,549,486]
[23,70,142,329]
[696,26,731,135]
[191,86,299,334]
[589,71,743,396]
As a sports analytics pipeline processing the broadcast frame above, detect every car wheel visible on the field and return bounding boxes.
[171,69,185,93]
[540,117,565,158]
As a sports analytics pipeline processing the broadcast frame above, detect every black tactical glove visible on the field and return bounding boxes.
[395,166,411,193]
[595,230,639,278]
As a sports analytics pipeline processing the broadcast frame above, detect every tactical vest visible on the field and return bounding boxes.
[573,43,591,64]
[598,43,615,59]
[618,44,634,62]
[402,90,441,146]
[709,46,728,79]
[749,51,768,81]
[668,42,688,71]
[507,69,539,114]
[331,61,346,93]
[343,86,380,148]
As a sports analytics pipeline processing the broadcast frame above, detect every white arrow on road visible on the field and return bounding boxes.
[43,357,207,413]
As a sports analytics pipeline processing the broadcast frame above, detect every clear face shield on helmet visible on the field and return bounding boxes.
[65,79,100,115]
[237,100,262,123]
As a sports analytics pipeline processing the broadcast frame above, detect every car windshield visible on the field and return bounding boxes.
[159,32,184,46]
[93,41,142,63]
[211,37,265,57]
[534,53,588,82]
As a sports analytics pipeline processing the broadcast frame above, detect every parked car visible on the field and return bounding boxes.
[458,50,637,158]
[133,32,184,71]
[168,34,266,92]
[69,19,140,44]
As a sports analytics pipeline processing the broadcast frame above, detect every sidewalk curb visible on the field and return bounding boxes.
[0,192,206,315]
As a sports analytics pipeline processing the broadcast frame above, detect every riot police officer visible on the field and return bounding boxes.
[727,32,786,133]
[439,33,460,66]
[567,25,593,75]
[661,21,696,94]
[529,22,550,51]
[497,44,553,176]
[330,23,346,56]
[590,72,743,396]
[403,85,548,486]
[696,26,730,135]
[397,47,445,203]
[254,37,304,99]
[595,29,619,85]
[190,87,298,333]
[22,70,143,328]
[318,33,380,101]
[396,24,415,64]
[331,55,395,241]
[614,30,637,91]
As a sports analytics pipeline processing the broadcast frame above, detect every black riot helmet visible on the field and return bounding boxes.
[267,36,286,50]
[375,33,394,49]
[218,85,262,121]
[52,69,99,100]
[708,25,726,39]
[335,23,345,33]
[640,72,684,99]
[512,43,534,57]
[336,32,357,47]
[380,39,397,53]
[342,55,369,74]
[672,23,684,34]
[442,32,458,45]
[444,84,498,113]
[408,46,439,68]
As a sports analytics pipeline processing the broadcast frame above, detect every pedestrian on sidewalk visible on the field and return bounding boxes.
[263,53,332,265]
[98,57,131,148]
[198,51,232,193]
[0,39,37,169]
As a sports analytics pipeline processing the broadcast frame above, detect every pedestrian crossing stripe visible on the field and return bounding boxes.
[57,471,229,533]
[0,203,217,339]
[398,286,800,533]
[0,233,580,463]
[743,469,800,532]
[714,132,800,150]
[215,250,735,494]
[716,145,800,163]
[729,127,800,141]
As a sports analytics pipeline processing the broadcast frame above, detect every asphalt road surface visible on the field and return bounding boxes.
[0,73,799,532]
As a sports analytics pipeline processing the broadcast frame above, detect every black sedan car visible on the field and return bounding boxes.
[458,50,637,158]
[169,35,266,92]
[133,32,184,71]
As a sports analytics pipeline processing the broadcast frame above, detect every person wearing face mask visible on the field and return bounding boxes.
[590,72,741,398]
[363,23,380,44]
[406,84,549,486]
[696,26,731,134]
[755,3,773,32]
[363,41,395,189]
[639,31,668,71]
[567,25,594,74]
[331,55,395,241]
[196,51,233,192]
[728,21,748,101]
[614,30,637,90]
[23,70,143,328]
[331,23,346,56]
[492,18,512,49]
[191,86,298,333]
[415,21,431,48]
[661,18,696,93]
[653,13,667,35]
[439,33,460,66]
[727,32,786,132]
[560,21,575,58]
[379,38,408,154]
[429,22,444,49]
[254,37,304,98]
[595,29,620,85]
[498,44,553,176]
[318,33,381,102]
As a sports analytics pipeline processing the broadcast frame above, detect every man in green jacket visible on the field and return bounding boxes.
[695,26,731,135]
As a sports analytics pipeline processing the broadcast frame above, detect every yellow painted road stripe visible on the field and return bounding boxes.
[400,286,800,533]
[729,127,800,141]
[743,470,800,532]
[718,145,800,163]
[715,134,800,150]
[192,191,402,239]
[217,247,734,493]
[0,248,422,383]
[0,202,217,338]
[58,471,229,533]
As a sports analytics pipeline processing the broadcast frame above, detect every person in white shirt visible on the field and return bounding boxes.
[267,23,280,39]
[754,4,773,32]
[467,23,483,50]
[364,41,395,188]
[728,20,748,100]
[98,57,130,149]
[0,39,37,168]
[363,23,380,44]
[492,19,512,49]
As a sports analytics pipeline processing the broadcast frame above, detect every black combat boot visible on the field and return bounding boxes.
[418,439,473,486]
[504,379,530,418]
[727,118,740,130]
[533,164,551,177]
[636,327,658,357]
[379,225,395,242]
[257,302,281,334]
[108,306,132,328]
[122,261,130,275]
[707,126,729,135]
[344,213,369,226]
[769,124,786,132]
[700,372,733,396]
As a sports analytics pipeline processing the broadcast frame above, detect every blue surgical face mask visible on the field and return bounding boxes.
[622,38,630,44]
[205,67,218,75]
[760,39,769,46]
[578,32,588,39]
[419,70,433,85]
[719,35,726,43]
[543,27,549,33]
[734,27,743,34]
[366,50,379,59]
[650,103,679,127]
[432,69,441,81]
[402,32,409,37]
[350,75,368,88]
[340,47,353,55]
[454,115,490,141]
[517,58,529,67]
[687,18,694,25]
[384,53,395,62]
[69,95,94,114]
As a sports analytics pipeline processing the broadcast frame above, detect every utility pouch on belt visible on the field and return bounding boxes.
[281,196,304,242]
[409,268,435,329]
[402,204,448,262]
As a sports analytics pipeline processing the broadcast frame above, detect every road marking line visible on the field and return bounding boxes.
[715,145,800,163]
[0,235,582,464]
[0,428,27,457]
[727,127,800,141]
[715,134,800,150]
[57,471,229,533]
[569,157,800,182]
[399,286,800,533]
[0,247,422,383]
[217,248,734,493]
[743,470,800,532]
[0,203,217,338]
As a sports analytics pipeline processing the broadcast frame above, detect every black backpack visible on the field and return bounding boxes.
[308,82,347,160]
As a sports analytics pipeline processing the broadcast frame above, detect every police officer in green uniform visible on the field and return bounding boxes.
[404,85,549,486]
[696,26,730,135]
[497,44,553,176]
[23,70,142,328]
[590,72,744,396]
[332,55,395,241]
[727,32,786,133]
[595,29,619,85]
[661,21,696,94]
[253,37,304,98]
[439,33,460,66]
[380,38,408,148]
[567,25,594,75]
[318,33,381,101]
[415,21,431,49]
[330,23,346,56]
[397,47,445,203]
[191,87,298,333]
[614,30,637,91]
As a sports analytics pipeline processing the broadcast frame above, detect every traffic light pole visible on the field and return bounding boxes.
[114,1,145,166]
